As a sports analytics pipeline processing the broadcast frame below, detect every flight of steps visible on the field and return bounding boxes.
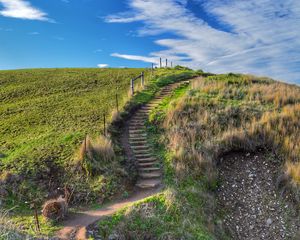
[127,84,178,189]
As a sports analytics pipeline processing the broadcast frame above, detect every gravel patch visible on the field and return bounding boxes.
[217,150,299,240]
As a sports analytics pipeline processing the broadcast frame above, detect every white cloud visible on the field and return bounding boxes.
[97,64,109,68]
[111,53,159,64]
[0,0,50,21]
[106,0,300,83]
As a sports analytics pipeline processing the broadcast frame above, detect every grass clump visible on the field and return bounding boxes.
[75,135,116,176]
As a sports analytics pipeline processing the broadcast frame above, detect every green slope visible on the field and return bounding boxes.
[0,68,148,203]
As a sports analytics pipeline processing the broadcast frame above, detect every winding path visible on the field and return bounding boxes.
[56,81,183,240]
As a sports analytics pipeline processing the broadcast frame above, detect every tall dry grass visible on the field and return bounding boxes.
[76,135,116,176]
[163,75,300,192]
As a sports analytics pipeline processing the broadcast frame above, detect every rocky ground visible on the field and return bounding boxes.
[216,150,300,240]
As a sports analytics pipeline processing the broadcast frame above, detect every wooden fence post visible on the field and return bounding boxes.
[83,135,87,155]
[103,114,106,136]
[131,78,134,96]
[115,93,119,112]
[141,72,144,88]
[33,202,40,233]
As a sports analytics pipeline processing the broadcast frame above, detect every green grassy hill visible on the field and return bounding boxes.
[0,68,149,204]
[0,67,198,237]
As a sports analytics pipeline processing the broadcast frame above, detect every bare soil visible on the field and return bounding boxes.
[216,150,300,240]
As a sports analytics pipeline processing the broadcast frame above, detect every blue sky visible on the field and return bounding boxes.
[0,0,299,83]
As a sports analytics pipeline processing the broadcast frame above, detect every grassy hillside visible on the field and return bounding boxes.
[0,68,148,207]
[0,67,198,237]
[92,74,300,239]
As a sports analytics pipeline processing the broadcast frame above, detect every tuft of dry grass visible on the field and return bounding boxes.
[76,135,116,176]
[42,196,68,221]
[286,162,300,185]
[248,82,300,107]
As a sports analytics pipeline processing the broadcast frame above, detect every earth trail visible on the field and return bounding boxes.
[56,81,185,240]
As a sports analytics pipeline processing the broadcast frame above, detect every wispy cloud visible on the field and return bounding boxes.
[28,31,39,35]
[0,0,51,21]
[0,27,13,31]
[106,0,300,83]
[111,53,158,64]
[97,64,109,68]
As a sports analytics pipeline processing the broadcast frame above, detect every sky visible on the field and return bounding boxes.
[0,0,299,84]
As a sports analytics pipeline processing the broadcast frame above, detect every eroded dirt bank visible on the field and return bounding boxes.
[216,151,299,240]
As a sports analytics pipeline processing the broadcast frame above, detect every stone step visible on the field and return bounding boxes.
[136,179,161,189]
[133,113,147,117]
[130,134,146,139]
[129,129,145,134]
[138,110,151,114]
[138,161,159,167]
[129,126,145,130]
[129,122,145,126]
[132,149,152,154]
[131,117,147,121]
[139,167,160,172]
[136,157,156,162]
[131,145,151,150]
[141,106,153,110]
[129,141,148,146]
[145,104,158,108]
[130,121,145,125]
[139,171,161,179]
[129,137,147,141]
[129,133,147,139]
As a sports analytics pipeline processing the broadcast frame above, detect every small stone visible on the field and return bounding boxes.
[266,218,272,226]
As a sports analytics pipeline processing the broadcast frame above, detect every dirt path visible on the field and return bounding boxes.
[56,81,185,240]
[217,150,300,240]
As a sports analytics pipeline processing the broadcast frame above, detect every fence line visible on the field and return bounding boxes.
[130,71,145,96]
[100,59,174,136]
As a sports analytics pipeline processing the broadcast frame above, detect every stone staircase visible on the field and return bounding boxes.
[127,84,180,189]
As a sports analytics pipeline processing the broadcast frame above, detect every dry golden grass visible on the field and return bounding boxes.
[163,74,300,191]
[248,82,300,107]
[76,135,116,176]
